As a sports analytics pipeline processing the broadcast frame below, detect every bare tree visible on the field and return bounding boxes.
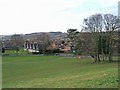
[10,34,24,56]
[37,33,51,55]
[82,13,103,62]
[81,13,119,62]
[103,14,120,61]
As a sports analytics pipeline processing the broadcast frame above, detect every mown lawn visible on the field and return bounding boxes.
[2,56,118,88]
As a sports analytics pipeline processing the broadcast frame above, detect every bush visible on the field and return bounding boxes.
[32,52,43,54]
[2,48,5,53]
[45,49,63,54]
[32,49,64,55]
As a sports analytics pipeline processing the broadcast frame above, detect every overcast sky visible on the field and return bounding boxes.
[0,0,119,35]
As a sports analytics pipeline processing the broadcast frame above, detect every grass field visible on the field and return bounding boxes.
[2,56,118,88]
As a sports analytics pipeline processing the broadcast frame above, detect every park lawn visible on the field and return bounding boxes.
[2,56,118,88]
[4,49,29,55]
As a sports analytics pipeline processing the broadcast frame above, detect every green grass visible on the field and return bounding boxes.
[2,56,118,88]
[4,49,28,55]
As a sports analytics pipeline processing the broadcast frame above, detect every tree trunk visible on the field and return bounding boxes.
[94,53,98,62]
[16,50,18,56]
[97,54,101,61]
[43,49,45,55]
[102,53,105,61]
[109,41,113,61]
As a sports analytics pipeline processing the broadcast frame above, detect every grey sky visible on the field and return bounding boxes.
[0,0,119,35]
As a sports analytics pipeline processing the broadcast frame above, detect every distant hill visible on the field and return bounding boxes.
[1,35,11,41]
[1,32,67,41]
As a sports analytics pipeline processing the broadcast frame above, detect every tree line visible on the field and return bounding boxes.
[67,13,119,62]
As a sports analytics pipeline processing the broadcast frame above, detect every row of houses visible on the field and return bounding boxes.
[23,32,71,53]
[24,40,71,53]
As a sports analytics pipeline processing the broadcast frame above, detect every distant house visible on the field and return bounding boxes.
[24,41,39,52]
